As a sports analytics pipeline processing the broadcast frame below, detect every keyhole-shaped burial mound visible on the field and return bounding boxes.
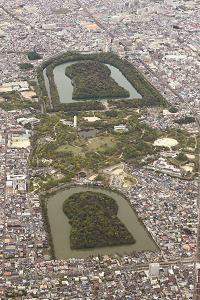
[65,60,130,100]
[63,191,135,249]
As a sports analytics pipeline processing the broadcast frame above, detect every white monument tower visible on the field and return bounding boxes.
[74,116,77,128]
[105,41,109,52]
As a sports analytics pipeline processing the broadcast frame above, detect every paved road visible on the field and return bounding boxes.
[1,114,8,273]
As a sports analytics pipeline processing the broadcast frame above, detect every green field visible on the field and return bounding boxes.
[87,136,116,151]
[56,144,82,155]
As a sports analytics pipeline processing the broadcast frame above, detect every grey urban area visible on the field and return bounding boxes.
[0,0,199,299]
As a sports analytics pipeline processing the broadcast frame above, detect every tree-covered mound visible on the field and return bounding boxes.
[63,191,135,249]
[65,61,130,100]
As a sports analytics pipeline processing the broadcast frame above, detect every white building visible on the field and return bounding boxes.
[114,124,128,132]
[149,263,160,277]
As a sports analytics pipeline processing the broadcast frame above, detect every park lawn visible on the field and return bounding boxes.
[86,136,117,151]
[56,144,82,155]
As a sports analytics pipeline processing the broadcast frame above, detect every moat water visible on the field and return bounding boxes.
[43,61,142,104]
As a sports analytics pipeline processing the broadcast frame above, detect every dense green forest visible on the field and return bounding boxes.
[28,50,42,61]
[174,116,195,125]
[18,63,34,70]
[47,101,105,113]
[63,191,135,249]
[65,61,130,100]
[0,91,39,111]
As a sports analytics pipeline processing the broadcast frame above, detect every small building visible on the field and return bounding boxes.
[149,263,160,277]
[114,124,128,132]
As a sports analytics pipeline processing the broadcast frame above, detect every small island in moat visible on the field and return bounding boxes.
[65,60,130,100]
[63,191,135,249]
